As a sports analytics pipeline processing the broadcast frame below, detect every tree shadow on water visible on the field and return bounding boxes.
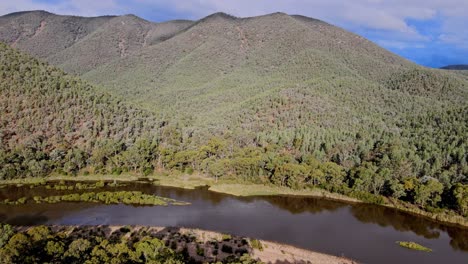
[6,214,48,225]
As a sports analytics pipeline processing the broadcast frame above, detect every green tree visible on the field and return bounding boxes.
[64,238,91,260]
[322,162,346,187]
[271,163,309,188]
[46,240,65,256]
[2,233,31,260]
[0,224,14,248]
[415,179,444,207]
[27,226,50,242]
[453,184,468,216]
[134,237,166,262]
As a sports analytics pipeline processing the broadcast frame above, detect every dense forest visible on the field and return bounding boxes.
[0,42,466,219]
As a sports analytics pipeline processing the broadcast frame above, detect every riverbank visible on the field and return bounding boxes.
[9,224,357,264]
[148,226,358,264]
[2,172,467,228]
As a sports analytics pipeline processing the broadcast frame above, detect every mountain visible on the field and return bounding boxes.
[0,11,467,215]
[0,11,114,59]
[440,64,468,70]
[440,65,468,80]
[0,42,160,178]
[0,10,193,74]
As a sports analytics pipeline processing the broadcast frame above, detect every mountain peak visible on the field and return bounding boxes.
[2,10,53,18]
[200,12,238,22]
[265,12,289,17]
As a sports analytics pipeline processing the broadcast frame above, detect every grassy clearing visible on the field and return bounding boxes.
[151,173,213,189]
[397,241,432,252]
[208,183,362,204]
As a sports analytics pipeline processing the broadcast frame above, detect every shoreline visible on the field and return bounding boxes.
[2,173,467,229]
[14,224,358,264]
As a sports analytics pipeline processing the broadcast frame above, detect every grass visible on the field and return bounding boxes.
[397,241,432,252]
[151,172,213,189]
[208,183,363,205]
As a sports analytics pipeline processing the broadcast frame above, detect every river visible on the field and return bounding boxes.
[0,182,466,264]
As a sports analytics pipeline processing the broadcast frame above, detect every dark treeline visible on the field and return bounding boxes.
[0,43,466,218]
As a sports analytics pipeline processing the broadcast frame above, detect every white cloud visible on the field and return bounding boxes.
[133,0,466,43]
[376,40,425,50]
[437,16,468,49]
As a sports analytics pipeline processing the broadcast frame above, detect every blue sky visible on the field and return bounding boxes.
[1,0,467,68]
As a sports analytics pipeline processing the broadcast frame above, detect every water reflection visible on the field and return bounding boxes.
[0,182,466,264]
[261,196,346,214]
[350,205,442,239]
[447,229,468,251]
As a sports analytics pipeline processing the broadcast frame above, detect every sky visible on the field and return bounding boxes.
[0,0,467,68]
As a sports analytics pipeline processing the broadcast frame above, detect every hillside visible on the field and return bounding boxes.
[0,42,160,178]
[0,11,467,217]
[0,11,193,74]
[0,11,114,59]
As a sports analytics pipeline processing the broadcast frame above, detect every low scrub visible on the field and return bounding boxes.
[397,241,432,252]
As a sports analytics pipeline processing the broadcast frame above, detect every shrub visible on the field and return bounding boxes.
[221,244,233,253]
[250,239,263,251]
[222,234,232,241]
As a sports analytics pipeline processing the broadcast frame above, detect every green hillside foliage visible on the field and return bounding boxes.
[0,10,467,218]
[0,42,160,178]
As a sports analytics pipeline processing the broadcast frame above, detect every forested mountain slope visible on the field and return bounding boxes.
[0,42,160,178]
[0,11,467,217]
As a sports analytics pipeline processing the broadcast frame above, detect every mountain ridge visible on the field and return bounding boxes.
[441,64,468,70]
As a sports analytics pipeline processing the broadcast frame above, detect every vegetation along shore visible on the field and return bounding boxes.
[2,172,467,229]
[0,224,358,264]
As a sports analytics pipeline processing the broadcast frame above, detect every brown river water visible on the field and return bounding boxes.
[0,181,466,264]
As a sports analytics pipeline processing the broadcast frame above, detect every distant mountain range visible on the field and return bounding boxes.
[440,64,468,70]
[0,11,466,213]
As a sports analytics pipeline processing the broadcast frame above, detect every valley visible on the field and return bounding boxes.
[0,9,467,264]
